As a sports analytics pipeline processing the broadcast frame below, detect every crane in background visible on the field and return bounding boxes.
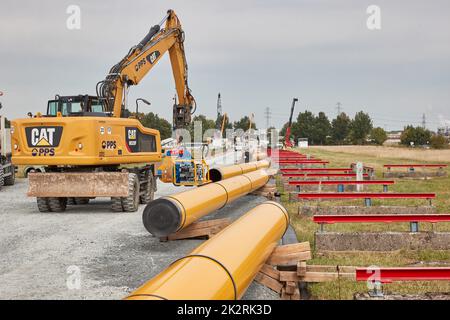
[284,98,298,148]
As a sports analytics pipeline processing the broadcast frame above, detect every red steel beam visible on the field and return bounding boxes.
[281,168,353,172]
[384,164,448,168]
[313,214,450,224]
[284,173,368,178]
[289,179,393,185]
[277,160,329,164]
[356,267,450,283]
[298,192,436,199]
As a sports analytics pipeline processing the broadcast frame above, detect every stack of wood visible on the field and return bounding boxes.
[255,241,356,300]
[255,242,311,300]
[252,183,277,199]
[160,218,231,241]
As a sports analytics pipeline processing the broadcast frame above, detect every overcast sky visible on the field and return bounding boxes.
[1,0,449,131]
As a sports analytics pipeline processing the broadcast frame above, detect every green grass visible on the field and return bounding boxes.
[279,147,450,299]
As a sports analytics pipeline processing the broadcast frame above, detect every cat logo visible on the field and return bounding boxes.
[26,126,63,148]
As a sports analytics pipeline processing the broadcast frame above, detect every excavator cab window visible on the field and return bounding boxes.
[46,96,108,117]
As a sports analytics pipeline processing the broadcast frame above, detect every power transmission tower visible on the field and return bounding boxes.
[336,102,342,116]
[422,113,426,128]
[216,93,222,119]
[264,107,271,129]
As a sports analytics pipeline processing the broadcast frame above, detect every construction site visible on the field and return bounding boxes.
[1,1,449,307]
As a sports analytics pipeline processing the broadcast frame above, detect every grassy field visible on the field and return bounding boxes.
[280,146,450,299]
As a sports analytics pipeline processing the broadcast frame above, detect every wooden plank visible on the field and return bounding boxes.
[271,242,311,255]
[306,265,356,274]
[267,251,311,266]
[285,281,297,294]
[297,261,307,277]
[260,264,280,280]
[165,219,231,240]
[280,271,355,282]
[255,272,283,293]
[185,218,231,230]
[303,272,355,282]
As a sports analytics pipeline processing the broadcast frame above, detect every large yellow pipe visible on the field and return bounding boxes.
[143,169,270,237]
[208,159,270,182]
[128,201,289,300]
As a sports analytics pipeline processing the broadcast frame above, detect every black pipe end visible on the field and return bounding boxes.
[142,198,182,237]
[208,168,223,182]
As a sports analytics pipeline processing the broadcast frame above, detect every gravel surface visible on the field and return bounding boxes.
[0,177,279,300]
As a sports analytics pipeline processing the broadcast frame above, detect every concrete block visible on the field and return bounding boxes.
[299,205,437,216]
[383,171,447,179]
[315,231,450,251]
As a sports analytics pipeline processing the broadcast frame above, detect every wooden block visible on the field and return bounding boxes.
[301,271,355,282]
[271,242,311,255]
[306,265,356,274]
[255,272,283,293]
[291,288,301,300]
[280,270,355,282]
[260,264,280,280]
[165,218,231,240]
[285,281,298,294]
[297,261,307,277]
[267,251,311,266]
[280,271,300,282]
[280,288,291,300]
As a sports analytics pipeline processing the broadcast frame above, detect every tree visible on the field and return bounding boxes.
[349,111,373,144]
[189,114,217,140]
[139,112,172,140]
[400,125,432,146]
[331,112,351,144]
[215,114,232,133]
[291,111,316,144]
[370,127,388,145]
[313,112,331,145]
[430,134,448,149]
[233,116,257,131]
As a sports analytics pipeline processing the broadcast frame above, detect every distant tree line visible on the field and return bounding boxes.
[400,125,448,149]
[279,110,387,146]
[135,110,448,149]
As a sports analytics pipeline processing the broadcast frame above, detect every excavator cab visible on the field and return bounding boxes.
[46,95,108,117]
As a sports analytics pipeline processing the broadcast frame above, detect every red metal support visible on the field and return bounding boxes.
[284,173,368,178]
[313,214,450,224]
[297,192,436,199]
[356,267,450,283]
[281,168,353,173]
[277,161,329,165]
[384,164,448,168]
[289,180,394,185]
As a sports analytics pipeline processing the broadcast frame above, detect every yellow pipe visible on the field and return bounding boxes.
[143,169,270,237]
[209,159,270,182]
[128,201,289,300]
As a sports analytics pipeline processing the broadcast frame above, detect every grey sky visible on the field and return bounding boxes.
[1,0,449,131]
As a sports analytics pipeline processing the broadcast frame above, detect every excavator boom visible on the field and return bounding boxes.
[97,10,195,129]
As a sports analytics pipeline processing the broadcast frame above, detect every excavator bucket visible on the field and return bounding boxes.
[27,172,129,197]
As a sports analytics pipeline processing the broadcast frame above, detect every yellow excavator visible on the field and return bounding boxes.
[11,10,209,212]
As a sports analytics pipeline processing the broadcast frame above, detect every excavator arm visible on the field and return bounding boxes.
[97,10,195,129]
